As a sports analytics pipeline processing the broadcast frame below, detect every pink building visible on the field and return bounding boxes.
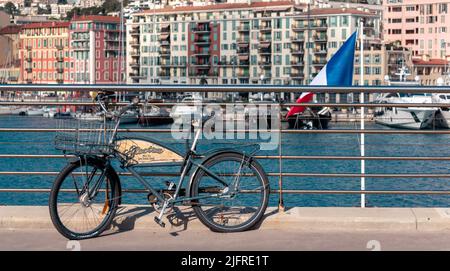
[383,0,450,59]
[69,15,125,84]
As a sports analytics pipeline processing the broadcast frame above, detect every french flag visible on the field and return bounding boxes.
[286,31,357,118]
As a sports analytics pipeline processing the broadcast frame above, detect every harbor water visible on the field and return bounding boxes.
[0,115,449,207]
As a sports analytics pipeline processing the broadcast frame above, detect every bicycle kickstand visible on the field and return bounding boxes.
[154,201,169,228]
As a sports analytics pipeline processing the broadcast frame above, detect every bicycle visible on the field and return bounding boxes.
[49,92,270,240]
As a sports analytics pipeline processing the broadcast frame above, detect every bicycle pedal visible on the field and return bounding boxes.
[154,217,166,228]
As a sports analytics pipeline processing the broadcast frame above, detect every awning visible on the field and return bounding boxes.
[239,55,249,61]
[160,34,169,40]
[259,43,271,49]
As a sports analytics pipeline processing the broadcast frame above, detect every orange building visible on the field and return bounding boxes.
[19,21,71,84]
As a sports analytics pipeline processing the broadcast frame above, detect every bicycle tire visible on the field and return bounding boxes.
[49,158,120,240]
[190,152,269,232]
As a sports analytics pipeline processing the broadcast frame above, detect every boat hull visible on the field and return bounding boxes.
[374,107,437,130]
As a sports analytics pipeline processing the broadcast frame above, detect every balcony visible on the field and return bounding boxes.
[72,44,89,51]
[314,48,327,55]
[258,61,272,67]
[25,67,32,73]
[129,61,140,68]
[56,56,64,62]
[291,61,304,67]
[313,35,327,42]
[259,36,272,43]
[160,24,170,33]
[237,70,250,77]
[56,45,64,50]
[56,67,64,73]
[290,72,304,78]
[194,37,210,45]
[238,61,250,67]
[130,50,140,57]
[238,24,250,32]
[237,38,250,44]
[193,50,210,56]
[291,35,305,42]
[190,71,218,77]
[105,45,120,51]
[160,40,170,46]
[260,24,272,32]
[158,49,170,55]
[291,23,307,31]
[56,78,64,84]
[290,47,304,55]
[26,45,32,51]
[312,59,327,65]
[130,40,140,47]
[129,72,145,79]
[258,48,271,55]
[130,27,140,36]
[312,22,327,29]
[25,57,32,62]
[192,26,211,33]
[191,61,210,67]
[26,79,33,84]
[237,49,249,55]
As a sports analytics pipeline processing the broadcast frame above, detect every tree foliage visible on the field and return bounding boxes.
[1,2,18,15]
[65,0,129,20]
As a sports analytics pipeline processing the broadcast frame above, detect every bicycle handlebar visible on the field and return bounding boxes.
[95,92,139,118]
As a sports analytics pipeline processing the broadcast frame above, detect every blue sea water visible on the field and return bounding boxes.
[0,115,449,207]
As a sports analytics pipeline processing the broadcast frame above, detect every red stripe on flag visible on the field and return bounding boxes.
[286,92,314,118]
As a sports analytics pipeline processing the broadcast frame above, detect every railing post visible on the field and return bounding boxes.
[278,102,285,212]
[359,20,366,208]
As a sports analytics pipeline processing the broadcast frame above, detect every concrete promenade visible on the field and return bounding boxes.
[1,205,449,250]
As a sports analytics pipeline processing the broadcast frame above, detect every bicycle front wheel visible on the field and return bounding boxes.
[190,152,269,232]
[49,158,120,240]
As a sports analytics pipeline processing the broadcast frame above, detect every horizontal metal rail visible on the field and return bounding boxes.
[1,154,450,161]
[1,84,450,94]
[2,128,450,134]
[1,101,449,108]
[0,171,449,178]
[0,188,448,195]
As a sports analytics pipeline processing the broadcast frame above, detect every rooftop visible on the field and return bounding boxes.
[412,58,449,66]
[21,21,70,29]
[139,1,300,14]
[71,15,122,23]
[0,25,22,35]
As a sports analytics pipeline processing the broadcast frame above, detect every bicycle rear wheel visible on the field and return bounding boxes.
[190,152,269,232]
[49,158,120,240]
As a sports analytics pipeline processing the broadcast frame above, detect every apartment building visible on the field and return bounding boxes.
[0,25,22,83]
[126,1,380,93]
[354,42,412,86]
[383,0,450,59]
[412,55,450,85]
[19,21,71,84]
[69,15,126,84]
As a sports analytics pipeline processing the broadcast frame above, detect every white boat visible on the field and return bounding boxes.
[432,93,450,128]
[0,106,25,115]
[25,107,45,116]
[43,108,57,118]
[74,112,103,122]
[120,110,139,124]
[170,95,203,121]
[0,106,12,115]
[374,93,438,129]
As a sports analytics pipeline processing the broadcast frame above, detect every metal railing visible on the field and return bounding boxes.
[1,85,450,209]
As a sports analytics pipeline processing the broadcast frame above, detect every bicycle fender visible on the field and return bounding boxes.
[186,149,253,198]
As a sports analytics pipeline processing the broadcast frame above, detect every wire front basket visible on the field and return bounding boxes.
[54,117,116,155]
